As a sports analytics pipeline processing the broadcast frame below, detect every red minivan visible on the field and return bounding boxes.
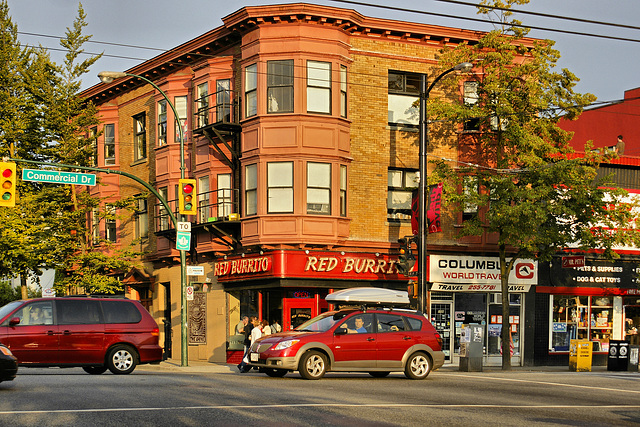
[0,297,163,374]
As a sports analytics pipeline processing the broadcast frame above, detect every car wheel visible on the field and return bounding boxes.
[263,368,288,378]
[106,345,137,375]
[368,371,390,378]
[404,352,431,380]
[83,366,108,375]
[298,350,327,380]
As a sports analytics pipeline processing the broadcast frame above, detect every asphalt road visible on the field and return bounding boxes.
[0,364,638,426]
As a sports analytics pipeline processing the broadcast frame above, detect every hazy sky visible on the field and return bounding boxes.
[6,0,640,104]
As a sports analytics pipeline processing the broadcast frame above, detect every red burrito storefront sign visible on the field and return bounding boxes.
[214,250,410,282]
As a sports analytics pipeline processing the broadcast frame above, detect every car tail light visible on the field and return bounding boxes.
[151,327,159,337]
[435,332,443,349]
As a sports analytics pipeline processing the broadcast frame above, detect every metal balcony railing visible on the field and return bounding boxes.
[193,89,240,133]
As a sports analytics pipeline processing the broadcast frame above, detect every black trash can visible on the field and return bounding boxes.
[608,340,630,371]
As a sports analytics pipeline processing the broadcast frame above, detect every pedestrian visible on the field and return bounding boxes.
[272,319,282,333]
[261,319,272,335]
[615,134,625,155]
[237,316,257,373]
[235,315,248,335]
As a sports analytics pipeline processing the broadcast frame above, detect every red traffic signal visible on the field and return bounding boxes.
[178,179,197,215]
[0,162,16,207]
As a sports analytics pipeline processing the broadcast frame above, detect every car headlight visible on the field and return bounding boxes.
[274,340,300,350]
[0,346,13,356]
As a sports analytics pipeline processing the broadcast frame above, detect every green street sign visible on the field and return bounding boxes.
[176,231,191,251]
[22,169,96,186]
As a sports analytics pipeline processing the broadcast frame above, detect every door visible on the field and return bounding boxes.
[332,313,377,368]
[375,313,412,370]
[0,301,58,364]
[57,299,105,365]
[282,296,317,332]
[431,302,452,362]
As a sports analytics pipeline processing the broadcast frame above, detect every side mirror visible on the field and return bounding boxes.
[334,327,348,335]
[9,317,20,326]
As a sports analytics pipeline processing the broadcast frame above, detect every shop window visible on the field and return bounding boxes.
[550,295,613,353]
[267,162,293,214]
[196,82,209,128]
[340,65,347,118]
[104,124,116,166]
[388,70,420,126]
[157,100,167,147]
[267,60,294,113]
[340,165,347,217]
[175,96,187,143]
[624,296,640,345]
[307,162,331,215]
[133,113,146,161]
[245,64,257,118]
[245,164,257,216]
[307,60,331,114]
[387,168,418,221]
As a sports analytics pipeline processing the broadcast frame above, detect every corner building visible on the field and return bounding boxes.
[81,3,534,366]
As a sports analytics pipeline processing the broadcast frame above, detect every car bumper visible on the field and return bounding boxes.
[431,351,445,369]
[138,345,164,364]
[0,356,18,382]
[248,352,298,371]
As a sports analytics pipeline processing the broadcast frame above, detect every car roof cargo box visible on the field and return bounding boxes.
[326,287,410,306]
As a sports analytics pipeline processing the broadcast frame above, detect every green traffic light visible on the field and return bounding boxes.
[2,192,11,201]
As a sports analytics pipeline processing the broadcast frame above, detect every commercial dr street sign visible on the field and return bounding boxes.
[22,169,96,186]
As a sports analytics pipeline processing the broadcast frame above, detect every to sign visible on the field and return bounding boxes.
[177,221,191,232]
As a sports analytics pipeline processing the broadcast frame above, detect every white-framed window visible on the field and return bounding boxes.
[198,176,210,223]
[175,96,187,143]
[462,175,479,221]
[157,100,167,147]
[105,205,117,243]
[196,82,209,128]
[267,162,293,214]
[245,164,257,216]
[133,113,146,161]
[387,168,418,221]
[340,165,347,217]
[388,71,420,126]
[88,126,98,167]
[216,79,231,122]
[340,65,347,118]
[135,196,149,240]
[218,173,232,218]
[307,61,331,114]
[307,162,331,215]
[91,208,100,245]
[158,187,169,231]
[463,81,480,131]
[245,64,258,118]
[267,60,294,113]
[104,124,116,166]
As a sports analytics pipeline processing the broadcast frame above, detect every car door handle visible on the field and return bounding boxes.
[47,330,55,335]
[403,336,412,340]
[63,330,72,335]
[367,337,375,342]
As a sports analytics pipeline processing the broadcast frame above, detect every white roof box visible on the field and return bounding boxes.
[326,287,410,306]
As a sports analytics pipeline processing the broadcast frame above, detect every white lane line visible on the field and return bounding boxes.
[438,372,640,394]
[0,403,639,415]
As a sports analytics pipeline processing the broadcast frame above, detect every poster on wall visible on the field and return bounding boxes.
[188,293,206,345]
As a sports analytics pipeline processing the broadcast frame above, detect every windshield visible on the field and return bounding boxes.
[295,312,349,332]
[0,300,23,323]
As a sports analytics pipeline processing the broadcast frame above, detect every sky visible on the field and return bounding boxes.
[5,0,640,104]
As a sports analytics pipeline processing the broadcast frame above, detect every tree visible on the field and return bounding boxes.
[429,0,640,369]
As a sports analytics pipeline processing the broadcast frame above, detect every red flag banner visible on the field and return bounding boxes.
[411,189,419,236]
[427,183,443,233]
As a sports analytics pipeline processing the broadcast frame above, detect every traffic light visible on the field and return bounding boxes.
[407,280,418,298]
[178,179,197,215]
[0,162,16,207]
[396,236,416,276]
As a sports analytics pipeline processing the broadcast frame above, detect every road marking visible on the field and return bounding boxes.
[438,372,640,394]
[0,403,639,415]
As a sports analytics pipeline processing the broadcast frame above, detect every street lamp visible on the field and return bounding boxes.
[418,62,473,315]
[98,71,190,366]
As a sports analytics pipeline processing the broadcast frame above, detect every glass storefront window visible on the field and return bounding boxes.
[550,295,613,352]
[624,296,640,345]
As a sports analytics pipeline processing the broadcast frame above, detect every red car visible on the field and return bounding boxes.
[0,297,163,375]
[248,288,445,379]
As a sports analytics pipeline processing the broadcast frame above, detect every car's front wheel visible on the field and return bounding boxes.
[404,352,431,380]
[298,350,327,380]
[106,345,138,375]
[83,366,108,375]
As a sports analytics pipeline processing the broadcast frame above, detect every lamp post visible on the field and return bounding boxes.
[418,62,473,315]
[98,71,190,367]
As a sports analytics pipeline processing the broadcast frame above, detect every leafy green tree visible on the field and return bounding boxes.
[429,0,640,369]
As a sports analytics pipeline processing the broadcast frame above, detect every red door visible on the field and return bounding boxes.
[282,297,317,332]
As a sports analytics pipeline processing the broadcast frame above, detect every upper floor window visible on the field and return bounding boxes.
[104,124,116,166]
[217,173,233,218]
[196,82,209,128]
[387,168,418,221]
[388,71,420,126]
[267,162,293,213]
[463,81,480,131]
[105,205,118,243]
[198,176,210,224]
[91,208,99,245]
[157,100,167,147]
[307,162,331,215]
[245,64,257,118]
[89,126,98,166]
[462,175,479,221]
[267,60,294,113]
[307,61,331,114]
[175,96,187,143]
[245,164,257,216]
[158,187,169,231]
[340,165,347,217]
[340,65,347,118]
[135,196,149,240]
[216,79,231,122]
[133,113,146,161]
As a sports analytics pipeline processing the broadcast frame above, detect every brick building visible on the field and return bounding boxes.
[81,3,537,366]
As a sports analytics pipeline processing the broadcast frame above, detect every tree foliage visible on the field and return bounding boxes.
[429,0,640,369]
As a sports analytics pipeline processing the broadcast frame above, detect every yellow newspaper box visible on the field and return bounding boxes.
[569,339,592,372]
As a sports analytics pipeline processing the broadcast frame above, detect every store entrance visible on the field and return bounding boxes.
[430,301,452,362]
[282,294,320,332]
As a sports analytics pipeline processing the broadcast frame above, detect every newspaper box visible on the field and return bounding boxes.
[569,339,592,372]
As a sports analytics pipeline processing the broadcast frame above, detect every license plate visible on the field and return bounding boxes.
[250,352,259,362]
